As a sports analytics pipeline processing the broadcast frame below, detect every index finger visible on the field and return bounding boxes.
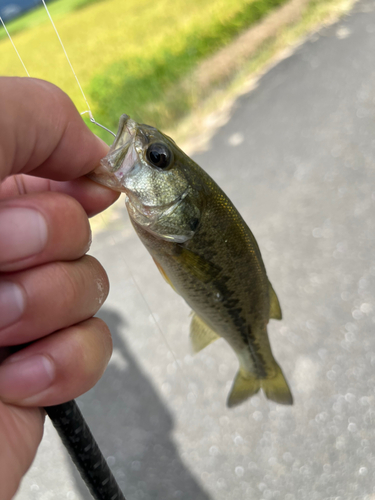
[0,77,109,182]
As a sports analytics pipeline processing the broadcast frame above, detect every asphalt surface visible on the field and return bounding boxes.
[15,1,375,499]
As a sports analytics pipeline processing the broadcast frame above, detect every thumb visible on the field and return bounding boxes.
[0,77,108,182]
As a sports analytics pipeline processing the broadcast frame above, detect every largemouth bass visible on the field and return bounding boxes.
[91,115,293,407]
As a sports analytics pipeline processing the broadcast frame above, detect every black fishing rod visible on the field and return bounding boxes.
[45,401,126,500]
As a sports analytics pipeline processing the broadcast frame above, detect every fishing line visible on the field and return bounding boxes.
[39,0,188,382]
[40,0,90,114]
[0,6,115,139]
[100,214,190,387]
[0,16,30,76]
[81,110,116,137]
[1,5,195,499]
[1,0,191,387]
[40,0,116,136]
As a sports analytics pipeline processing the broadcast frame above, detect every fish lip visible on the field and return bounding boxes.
[110,114,135,152]
[88,115,139,191]
[104,114,138,173]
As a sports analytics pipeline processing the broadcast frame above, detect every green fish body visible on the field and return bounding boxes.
[91,115,293,407]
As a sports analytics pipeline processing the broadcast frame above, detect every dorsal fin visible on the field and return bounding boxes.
[268,280,282,320]
[190,313,220,353]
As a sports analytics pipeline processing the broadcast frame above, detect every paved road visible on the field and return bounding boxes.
[16,1,375,499]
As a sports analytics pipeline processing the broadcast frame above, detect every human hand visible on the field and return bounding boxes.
[0,77,119,500]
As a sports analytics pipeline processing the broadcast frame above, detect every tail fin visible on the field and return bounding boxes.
[227,364,293,407]
[227,369,261,407]
[261,364,293,405]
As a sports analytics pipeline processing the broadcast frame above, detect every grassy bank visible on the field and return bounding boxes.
[0,0,289,141]
[1,0,356,148]
[0,0,102,41]
[168,0,356,150]
[89,0,288,135]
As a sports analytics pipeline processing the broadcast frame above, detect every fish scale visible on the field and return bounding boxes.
[90,113,293,408]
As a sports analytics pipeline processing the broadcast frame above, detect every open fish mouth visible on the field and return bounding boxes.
[88,114,139,192]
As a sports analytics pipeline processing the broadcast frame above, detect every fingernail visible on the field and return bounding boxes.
[0,281,25,329]
[0,354,55,401]
[0,207,48,264]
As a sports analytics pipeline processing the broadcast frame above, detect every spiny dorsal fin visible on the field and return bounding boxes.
[268,280,282,320]
[190,313,220,353]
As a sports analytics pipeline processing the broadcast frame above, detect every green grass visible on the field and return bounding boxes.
[169,0,356,148]
[0,0,289,142]
[1,0,354,149]
[226,0,357,103]
[90,0,288,138]
[0,0,101,41]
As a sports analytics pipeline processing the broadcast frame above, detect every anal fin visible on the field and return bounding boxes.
[190,313,220,353]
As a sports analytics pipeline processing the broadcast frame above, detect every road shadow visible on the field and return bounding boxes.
[67,307,211,500]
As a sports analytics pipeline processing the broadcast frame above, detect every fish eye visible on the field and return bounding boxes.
[146,143,173,169]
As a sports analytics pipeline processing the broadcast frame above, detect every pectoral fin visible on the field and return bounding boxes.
[190,313,220,353]
[152,257,176,291]
[173,247,221,284]
[268,280,282,320]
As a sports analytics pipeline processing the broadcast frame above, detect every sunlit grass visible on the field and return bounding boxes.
[90,0,287,138]
[0,0,288,141]
[168,0,357,149]
[0,0,102,41]
[1,0,353,150]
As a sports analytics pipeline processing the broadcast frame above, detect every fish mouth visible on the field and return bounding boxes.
[88,114,139,192]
